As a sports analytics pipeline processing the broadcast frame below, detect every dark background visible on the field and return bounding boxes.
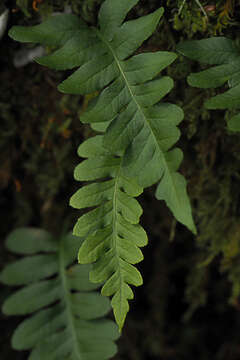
[1,0,240,359]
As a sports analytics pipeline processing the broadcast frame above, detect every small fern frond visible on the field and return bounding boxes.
[177,37,240,132]
[70,135,147,330]
[9,0,196,233]
[0,228,119,359]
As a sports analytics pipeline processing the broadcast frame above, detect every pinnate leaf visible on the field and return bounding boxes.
[0,229,119,359]
[8,0,196,330]
[70,136,147,330]
[8,0,195,231]
[177,37,240,132]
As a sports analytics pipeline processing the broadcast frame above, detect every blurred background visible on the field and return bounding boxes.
[1,0,240,359]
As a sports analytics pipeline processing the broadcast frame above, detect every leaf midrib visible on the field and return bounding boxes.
[59,238,83,360]
[96,29,181,208]
[111,163,126,327]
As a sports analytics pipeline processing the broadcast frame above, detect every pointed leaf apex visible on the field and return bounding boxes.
[114,307,128,333]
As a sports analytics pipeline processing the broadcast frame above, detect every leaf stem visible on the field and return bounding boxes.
[59,237,83,359]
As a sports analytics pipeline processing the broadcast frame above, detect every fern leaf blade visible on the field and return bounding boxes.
[118,174,143,197]
[12,304,65,350]
[123,52,177,85]
[0,254,58,285]
[80,77,128,124]
[111,283,134,332]
[177,37,239,64]
[81,52,177,125]
[75,318,119,340]
[70,180,115,209]
[28,330,71,360]
[99,0,139,39]
[59,53,119,95]
[1,229,119,359]
[205,84,240,109]
[9,14,86,46]
[72,134,147,328]
[67,264,100,291]
[37,34,102,70]
[2,279,61,315]
[103,79,175,153]
[178,36,240,132]
[93,32,194,231]
[118,216,148,247]
[111,8,164,60]
[117,190,143,223]
[155,158,197,234]
[78,226,113,264]
[74,157,120,181]
[77,135,110,157]
[7,0,197,331]
[9,4,194,232]
[5,227,57,254]
[73,202,113,238]
[71,292,110,319]
[188,62,240,89]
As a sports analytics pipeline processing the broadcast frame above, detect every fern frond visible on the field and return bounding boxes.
[9,0,195,233]
[177,37,240,132]
[70,135,147,330]
[0,228,119,359]
[8,0,196,329]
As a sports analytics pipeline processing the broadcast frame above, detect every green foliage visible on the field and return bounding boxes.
[70,135,147,330]
[177,37,240,131]
[2,0,240,358]
[0,227,119,360]
[8,0,196,330]
[177,35,240,321]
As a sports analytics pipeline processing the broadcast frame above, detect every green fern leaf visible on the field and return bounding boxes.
[0,228,119,359]
[8,0,196,329]
[70,135,147,330]
[177,37,240,132]
[9,0,195,234]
